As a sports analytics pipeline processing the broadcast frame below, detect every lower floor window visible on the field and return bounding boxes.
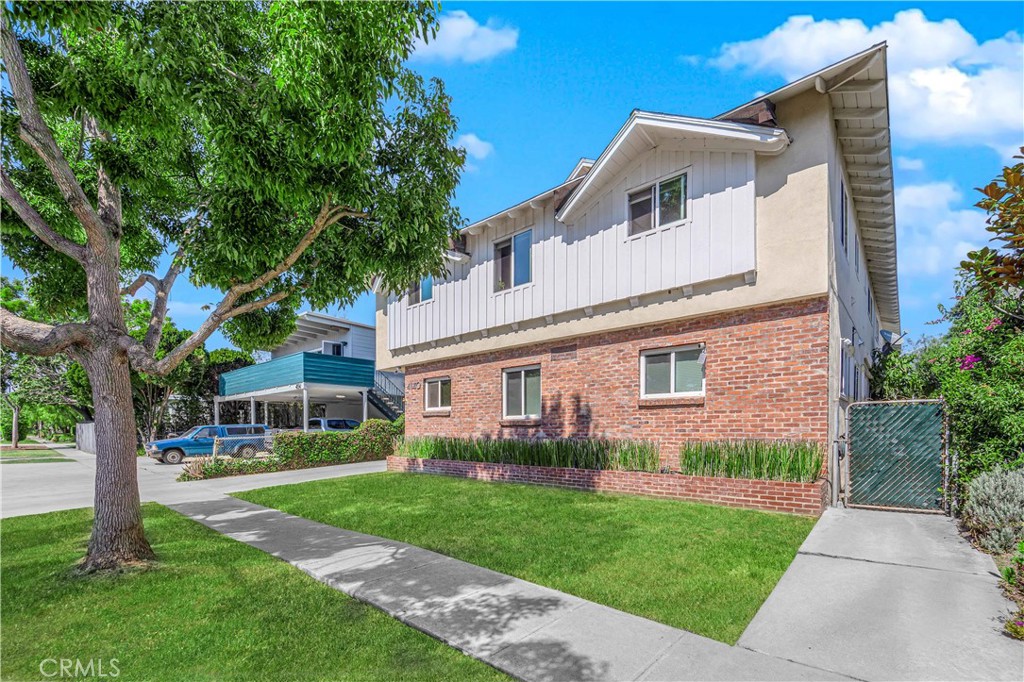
[424,377,451,410]
[504,366,541,418]
[641,344,706,397]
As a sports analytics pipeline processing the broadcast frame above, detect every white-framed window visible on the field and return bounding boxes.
[322,341,344,356]
[424,377,451,410]
[502,365,541,418]
[842,348,858,399]
[408,275,433,305]
[627,171,688,237]
[494,229,532,292]
[640,344,706,397]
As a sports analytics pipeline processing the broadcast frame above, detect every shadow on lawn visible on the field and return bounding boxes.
[172,498,610,681]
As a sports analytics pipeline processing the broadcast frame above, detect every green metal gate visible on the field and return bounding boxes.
[847,400,946,511]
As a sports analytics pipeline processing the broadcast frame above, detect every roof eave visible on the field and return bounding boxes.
[556,111,789,224]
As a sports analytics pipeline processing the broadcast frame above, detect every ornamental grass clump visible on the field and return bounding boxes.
[396,437,660,472]
[678,440,824,483]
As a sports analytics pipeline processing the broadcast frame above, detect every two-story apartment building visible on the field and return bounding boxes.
[375,45,899,501]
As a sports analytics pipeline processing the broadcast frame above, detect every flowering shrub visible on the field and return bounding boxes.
[870,275,1024,485]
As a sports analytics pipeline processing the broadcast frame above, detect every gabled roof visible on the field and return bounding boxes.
[717,43,899,329]
[555,112,789,224]
[566,158,595,181]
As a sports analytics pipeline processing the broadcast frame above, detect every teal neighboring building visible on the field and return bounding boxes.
[216,312,404,429]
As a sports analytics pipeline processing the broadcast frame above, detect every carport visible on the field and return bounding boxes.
[216,352,375,431]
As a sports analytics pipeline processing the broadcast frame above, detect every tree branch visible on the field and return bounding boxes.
[121,273,160,297]
[0,170,87,260]
[0,14,107,244]
[83,114,122,236]
[122,199,365,376]
[0,308,90,356]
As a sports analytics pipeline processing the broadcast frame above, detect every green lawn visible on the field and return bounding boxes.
[0,505,506,682]
[237,473,816,643]
[0,449,72,463]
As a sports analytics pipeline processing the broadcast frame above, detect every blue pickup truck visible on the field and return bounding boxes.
[146,424,270,464]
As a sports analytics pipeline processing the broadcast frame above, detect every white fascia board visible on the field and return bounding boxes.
[565,157,596,181]
[556,112,789,224]
[715,42,887,120]
[460,182,566,235]
[296,310,375,331]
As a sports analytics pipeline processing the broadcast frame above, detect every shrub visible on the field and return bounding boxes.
[869,277,1024,486]
[178,418,401,481]
[273,418,399,466]
[396,436,661,472]
[678,440,824,483]
[390,413,405,435]
[962,468,1024,552]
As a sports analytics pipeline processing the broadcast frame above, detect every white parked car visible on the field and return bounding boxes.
[304,418,361,432]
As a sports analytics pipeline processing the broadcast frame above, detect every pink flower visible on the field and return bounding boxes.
[963,329,972,335]
[959,355,981,370]
[927,358,938,364]
[985,318,1003,331]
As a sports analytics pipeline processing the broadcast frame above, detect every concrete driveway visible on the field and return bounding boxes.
[0,445,387,518]
[739,507,1023,681]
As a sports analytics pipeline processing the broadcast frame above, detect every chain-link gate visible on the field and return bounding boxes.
[847,400,947,512]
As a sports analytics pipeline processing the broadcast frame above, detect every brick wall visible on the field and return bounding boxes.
[388,457,829,516]
[404,297,830,468]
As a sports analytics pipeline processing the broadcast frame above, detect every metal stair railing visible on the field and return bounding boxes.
[372,371,405,416]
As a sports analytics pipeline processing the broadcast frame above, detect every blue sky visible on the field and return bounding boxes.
[3,3,1021,348]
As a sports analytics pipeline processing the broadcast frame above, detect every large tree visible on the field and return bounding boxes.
[0,2,462,570]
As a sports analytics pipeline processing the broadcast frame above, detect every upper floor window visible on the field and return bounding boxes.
[322,341,344,356]
[628,172,688,236]
[424,377,451,411]
[494,229,532,291]
[640,344,705,397]
[408,275,433,305]
[503,365,541,418]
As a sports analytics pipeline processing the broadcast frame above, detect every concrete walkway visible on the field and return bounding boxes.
[739,508,1023,681]
[173,496,848,682]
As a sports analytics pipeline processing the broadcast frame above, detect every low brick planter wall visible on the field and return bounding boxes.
[387,457,828,516]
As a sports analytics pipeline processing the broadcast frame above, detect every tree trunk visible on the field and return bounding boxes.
[79,236,155,571]
[79,345,155,571]
[11,403,20,448]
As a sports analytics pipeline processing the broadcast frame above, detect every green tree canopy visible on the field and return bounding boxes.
[0,1,463,570]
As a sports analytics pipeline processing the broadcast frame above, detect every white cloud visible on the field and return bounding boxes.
[708,10,1023,155]
[895,181,988,276]
[455,133,494,161]
[896,156,924,171]
[165,300,212,320]
[413,11,518,64]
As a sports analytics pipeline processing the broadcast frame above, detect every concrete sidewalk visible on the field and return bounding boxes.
[739,508,1023,681]
[173,496,848,682]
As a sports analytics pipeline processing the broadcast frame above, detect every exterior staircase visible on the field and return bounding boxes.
[367,371,405,421]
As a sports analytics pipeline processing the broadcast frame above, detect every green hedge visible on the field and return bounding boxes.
[179,418,403,481]
[396,436,661,472]
[678,440,824,483]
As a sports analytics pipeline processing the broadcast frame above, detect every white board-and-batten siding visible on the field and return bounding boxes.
[386,146,756,351]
